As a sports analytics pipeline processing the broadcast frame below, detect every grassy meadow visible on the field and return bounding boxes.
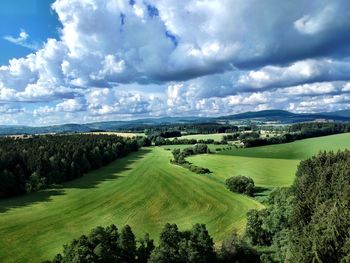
[188,133,350,190]
[0,147,261,263]
[188,155,298,188]
[1,133,350,262]
[219,132,350,160]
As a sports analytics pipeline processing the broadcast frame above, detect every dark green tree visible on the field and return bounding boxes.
[136,233,155,263]
[119,225,137,262]
[218,232,260,263]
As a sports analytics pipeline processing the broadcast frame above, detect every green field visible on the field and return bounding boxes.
[188,133,350,189]
[1,133,350,262]
[0,147,261,263]
[220,133,350,160]
[188,155,298,188]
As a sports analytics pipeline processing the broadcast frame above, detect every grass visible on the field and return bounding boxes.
[188,155,298,188]
[2,133,349,262]
[0,147,262,263]
[188,133,350,197]
[219,133,350,160]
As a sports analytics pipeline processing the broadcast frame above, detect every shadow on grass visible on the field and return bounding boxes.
[65,148,151,189]
[254,186,271,197]
[0,148,151,213]
[0,189,64,213]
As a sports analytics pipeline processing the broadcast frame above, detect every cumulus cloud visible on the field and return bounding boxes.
[86,87,164,116]
[237,58,350,91]
[0,0,350,124]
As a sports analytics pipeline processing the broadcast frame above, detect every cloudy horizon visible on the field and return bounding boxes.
[1,0,350,125]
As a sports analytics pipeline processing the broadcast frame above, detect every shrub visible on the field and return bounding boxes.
[225,176,255,196]
[189,165,211,174]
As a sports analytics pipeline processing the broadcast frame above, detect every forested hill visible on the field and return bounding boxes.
[1,110,350,135]
[0,134,147,198]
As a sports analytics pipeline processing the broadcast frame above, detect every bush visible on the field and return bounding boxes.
[225,176,255,196]
[189,165,211,174]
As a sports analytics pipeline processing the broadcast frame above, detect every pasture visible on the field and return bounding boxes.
[0,147,261,263]
[1,133,350,262]
[189,133,350,190]
[220,132,350,160]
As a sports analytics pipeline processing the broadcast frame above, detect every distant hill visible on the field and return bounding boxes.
[219,110,297,120]
[0,116,211,135]
[1,110,350,135]
[320,110,350,118]
[217,109,350,123]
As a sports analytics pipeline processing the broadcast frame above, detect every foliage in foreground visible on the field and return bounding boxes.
[245,150,350,262]
[225,176,255,196]
[46,223,259,263]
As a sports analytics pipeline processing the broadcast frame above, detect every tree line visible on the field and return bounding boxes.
[144,123,240,137]
[171,144,211,174]
[0,134,144,198]
[46,223,260,263]
[152,137,227,146]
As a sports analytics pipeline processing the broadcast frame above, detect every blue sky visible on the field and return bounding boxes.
[0,0,59,64]
[0,0,350,125]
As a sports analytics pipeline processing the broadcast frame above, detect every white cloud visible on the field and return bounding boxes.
[237,59,350,90]
[4,29,40,50]
[294,5,338,35]
[86,87,164,116]
[0,0,350,124]
[342,83,350,92]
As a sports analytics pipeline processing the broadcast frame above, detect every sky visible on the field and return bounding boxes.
[0,0,350,126]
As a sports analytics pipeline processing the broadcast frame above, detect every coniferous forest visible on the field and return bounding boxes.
[0,135,143,198]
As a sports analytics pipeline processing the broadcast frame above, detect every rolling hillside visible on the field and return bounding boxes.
[0,147,261,263]
[219,132,350,160]
[1,133,350,262]
[189,133,350,189]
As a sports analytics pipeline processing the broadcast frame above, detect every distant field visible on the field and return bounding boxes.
[0,147,261,263]
[220,133,350,160]
[188,155,298,188]
[189,133,350,190]
[171,133,229,141]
